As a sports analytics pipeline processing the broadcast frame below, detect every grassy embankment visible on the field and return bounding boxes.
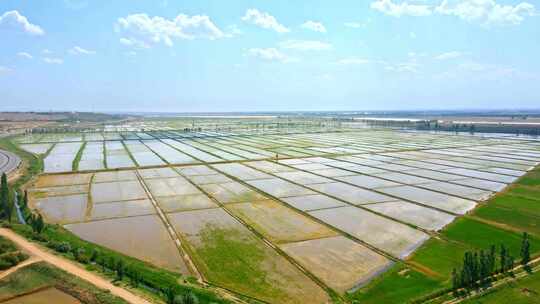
[72,141,87,171]
[0,235,28,270]
[348,165,540,304]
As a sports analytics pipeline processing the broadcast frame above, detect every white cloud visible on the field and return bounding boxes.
[385,61,420,73]
[246,48,296,62]
[0,66,13,73]
[436,0,536,26]
[224,24,242,37]
[119,37,149,49]
[436,51,463,60]
[370,0,432,17]
[68,46,96,55]
[279,40,332,51]
[17,52,33,59]
[115,13,226,48]
[43,57,63,64]
[42,49,52,54]
[337,57,371,65]
[371,0,536,26]
[0,10,44,35]
[301,20,326,33]
[241,9,290,33]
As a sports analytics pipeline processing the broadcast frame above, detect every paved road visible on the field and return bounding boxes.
[0,228,152,304]
[0,149,21,176]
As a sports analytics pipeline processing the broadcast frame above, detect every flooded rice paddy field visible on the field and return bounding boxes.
[23,129,540,302]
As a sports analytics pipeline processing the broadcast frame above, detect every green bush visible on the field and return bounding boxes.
[56,241,72,253]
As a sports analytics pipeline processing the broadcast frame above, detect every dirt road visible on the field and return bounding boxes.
[0,228,153,304]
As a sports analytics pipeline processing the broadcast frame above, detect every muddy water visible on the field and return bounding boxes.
[89,199,156,220]
[155,194,218,213]
[226,200,338,243]
[34,194,87,224]
[2,288,81,304]
[65,215,189,274]
[91,180,147,203]
[280,236,392,293]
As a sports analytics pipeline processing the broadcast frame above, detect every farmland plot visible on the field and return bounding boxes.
[144,140,196,165]
[19,143,53,154]
[32,194,88,224]
[78,141,104,170]
[91,180,147,203]
[66,215,188,274]
[200,181,267,204]
[363,201,455,231]
[162,139,222,162]
[226,199,338,243]
[124,140,164,166]
[280,236,392,293]
[378,185,477,214]
[105,141,135,169]
[167,208,330,303]
[307,182,394,205]
[309,206,429,258]
[44,142,82,173]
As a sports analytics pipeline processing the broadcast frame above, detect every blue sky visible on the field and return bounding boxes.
[1,0,539,112]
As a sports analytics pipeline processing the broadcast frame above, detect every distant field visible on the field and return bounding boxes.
[13,125,540,303]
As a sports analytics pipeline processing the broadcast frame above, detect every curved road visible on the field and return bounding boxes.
[0,149,21,176]
[0,228,151,304]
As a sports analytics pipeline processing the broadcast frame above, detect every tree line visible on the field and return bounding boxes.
[451,232,531,293]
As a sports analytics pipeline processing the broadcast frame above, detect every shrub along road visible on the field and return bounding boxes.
[0,228,151,304]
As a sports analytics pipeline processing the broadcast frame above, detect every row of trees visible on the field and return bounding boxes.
[451,232,531,292]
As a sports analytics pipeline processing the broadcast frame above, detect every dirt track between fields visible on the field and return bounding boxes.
[0,228,152,304]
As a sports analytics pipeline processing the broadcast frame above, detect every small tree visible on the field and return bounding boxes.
[500,245,507,273]
[22,190,28,210]
[35,214,45,234]
[177,292,199,304]
[116,259,125,280]
[488,245,496,275]
[90,249,100,263]
[451,268,460,292]
[0,173,9,220]
[164,286,176,304]
[521,232,531,266]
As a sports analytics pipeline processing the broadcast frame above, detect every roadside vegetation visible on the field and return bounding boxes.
[0,235,28,270]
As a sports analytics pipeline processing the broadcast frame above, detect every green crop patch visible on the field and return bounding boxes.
[488,194,540,216]
[473,206,540,237]
[442,217,540,257]
[348,263,444,304]
[196,226,285,301]
[505,186,540,203]
[516,171,540,186]
[408,238,472,278]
